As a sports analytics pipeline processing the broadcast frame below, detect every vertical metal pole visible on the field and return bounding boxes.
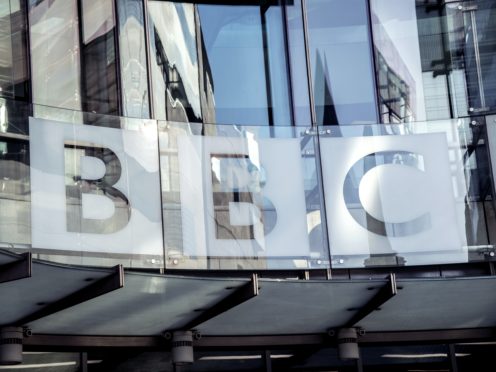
[469,9,486,109]
[280,1,296,126]
[112,0,123,116]
[143,0,155,119]
[356,348,364,372]
[194,5,205,122]
[264,350,272,372]
[23,0,33,106]
[364,0,382,124]
[79,352,88,372]
[260,6,274,126]
[299,0,316,126]
[448,344,459,372]
[77,0,86,114]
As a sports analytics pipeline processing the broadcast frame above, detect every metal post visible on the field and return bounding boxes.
[264,350,272,372]
[356,348,364,372]
[78,352,88,372]
[448,344,458,372]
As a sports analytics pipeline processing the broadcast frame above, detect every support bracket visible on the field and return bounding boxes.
[180,273,259,331]
[0,252,32,284]
[15,265,124,327]
[344,273,397,328]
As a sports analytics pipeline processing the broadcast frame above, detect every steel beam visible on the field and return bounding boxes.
[344,273,397,328]
[0,252,31,284]
[15,265,124,327]
[23,335,165,350]
[179,274,259,331]
[359,328,496,345]
[22,328,496,350]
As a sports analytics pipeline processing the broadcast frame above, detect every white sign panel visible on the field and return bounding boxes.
[29,117,163,255]
[320,132,468,265]
[176,135,310,258]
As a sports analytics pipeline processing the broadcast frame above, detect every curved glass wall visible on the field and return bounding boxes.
[0,1,495,271]
[0,102,495,269]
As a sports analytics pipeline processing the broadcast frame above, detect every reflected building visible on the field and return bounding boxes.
[0,1,496,371]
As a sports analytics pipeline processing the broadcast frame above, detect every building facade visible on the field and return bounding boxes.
[1,0,496,371]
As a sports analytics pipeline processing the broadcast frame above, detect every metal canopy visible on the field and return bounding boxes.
[0,250,118,327]
[196,278,388,335]
[30,273,250,336]
[0,251,31,284]
[359,276,496,331]
[2,248,496,346]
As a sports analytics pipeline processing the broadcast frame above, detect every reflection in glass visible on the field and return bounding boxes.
[29,0,82,111]
[160,122,327,269]
[306,0,378,125]
[29,0,120,122]
[117,0,150,119]
[0,99,30,246]
[285,0,312,126]
[321,119,495,268]
[371,0,496,122]
[148,1,202,123]
[450,0,496,116]
[64,144,130,234]
[29,115,163,268]
[0,0,29,100]
[0,135,30,246]
[372,0,438,122]
[197,4,292,126]
[80,0,119,118]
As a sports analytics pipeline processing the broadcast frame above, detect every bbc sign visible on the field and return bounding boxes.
[29,118,468,263]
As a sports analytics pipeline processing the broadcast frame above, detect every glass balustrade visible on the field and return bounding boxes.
[0,100,494,270]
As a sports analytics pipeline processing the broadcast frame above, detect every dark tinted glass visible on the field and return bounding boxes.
[306,0,378,125]
[80,0,120,118]
[117,0,150,119]
[197,3,292,126]
[148,1,202,123]
[0,0,29,100]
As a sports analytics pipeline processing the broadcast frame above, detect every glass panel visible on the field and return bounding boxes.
[372,0,496,122]
[305,0,378,125]
[160,122,327,269]
[29,0,82,111]
[362,345,450,372]
[148,1,202,123]
[29,0,120,121]
[446,1,496,117]
[372,0,446,122]
[285,0,312,126]
[197,3,292,126]
[117,0,150,119]
[28,105,163,269]
[0,0,29,100]
[80,0,119,118]
[321,118,495,268]
[0,99,30,250]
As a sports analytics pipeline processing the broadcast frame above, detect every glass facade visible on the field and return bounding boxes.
[0,0,495,272]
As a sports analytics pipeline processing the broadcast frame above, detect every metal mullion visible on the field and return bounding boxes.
[261,5,274,126]
[143,0,155,119]
[281,0,296,126]
[300,0,316,126]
